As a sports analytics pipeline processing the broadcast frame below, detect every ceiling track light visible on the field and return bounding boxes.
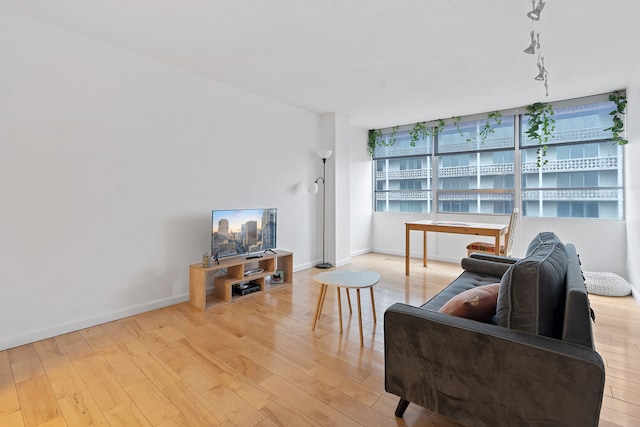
[524,0,549,96]
[544,74,549,96]
[524,30,540,54]
[534,57,546,81]
[527,0,545,21]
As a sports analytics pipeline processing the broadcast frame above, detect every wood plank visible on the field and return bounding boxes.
[0,370,20,418]
[14,374,61,426]
[58,388,109,426]
[124,378,180,425]
[0,410,24,427]
[39,355,85,398]
[71,355,130,412]
[103,401,152,427]
[161,381,227,426]
[10,356,44,384]
[260,375,361,427]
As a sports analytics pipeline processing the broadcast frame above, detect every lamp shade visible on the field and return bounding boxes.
[309,182,319,194]
[317,149,333,160]
[527,0,545,21]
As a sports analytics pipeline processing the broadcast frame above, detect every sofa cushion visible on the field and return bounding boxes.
[439,283,500,321]
[525,231,563,256]
[497,233,568,337]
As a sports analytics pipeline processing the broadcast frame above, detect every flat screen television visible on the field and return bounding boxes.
[211,208,277,259]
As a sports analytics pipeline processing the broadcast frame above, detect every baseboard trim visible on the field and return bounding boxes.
[372,249,460,264]
[631,287,640,306]
[0,294,189,351]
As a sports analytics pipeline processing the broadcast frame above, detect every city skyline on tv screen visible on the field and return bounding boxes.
[211,208,277,258]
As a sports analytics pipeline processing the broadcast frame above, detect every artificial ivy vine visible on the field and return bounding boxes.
[605,91,628,145]
[368,126,399,157]
[369,112,504,157]
[479,111,503,143]
[408,119,445,146]
[525,102,556,167]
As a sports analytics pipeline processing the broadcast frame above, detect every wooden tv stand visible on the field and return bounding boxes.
[188,250,293,311]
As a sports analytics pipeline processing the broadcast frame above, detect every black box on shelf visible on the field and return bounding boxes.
[233,282,261,296]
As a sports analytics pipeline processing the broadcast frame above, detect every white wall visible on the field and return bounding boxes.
[624,67,640,300]
[0,11,322,350]
[349,127,373,256]
[373,212,627,276]
[315,114,372,267]
[334,113,352,266]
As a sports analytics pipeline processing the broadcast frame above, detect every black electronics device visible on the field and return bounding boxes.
[233,282,261,296]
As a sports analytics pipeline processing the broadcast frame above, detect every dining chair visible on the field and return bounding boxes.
[466,208,519,257]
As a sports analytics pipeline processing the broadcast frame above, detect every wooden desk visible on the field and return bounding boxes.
[405,220,507,275]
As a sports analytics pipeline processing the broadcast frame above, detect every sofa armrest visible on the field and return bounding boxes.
[460,257,513,277]
[384,303,605,427]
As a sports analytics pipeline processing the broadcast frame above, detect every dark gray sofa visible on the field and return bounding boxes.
[384,232,605,427]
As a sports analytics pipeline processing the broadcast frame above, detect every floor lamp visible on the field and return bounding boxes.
[311,149,333,269]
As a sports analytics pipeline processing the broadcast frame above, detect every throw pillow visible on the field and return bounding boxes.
[439,284,501,322]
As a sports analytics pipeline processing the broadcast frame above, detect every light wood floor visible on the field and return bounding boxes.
[1,253,639,426]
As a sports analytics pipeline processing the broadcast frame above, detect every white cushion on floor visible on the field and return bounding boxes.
[583,271,632,297]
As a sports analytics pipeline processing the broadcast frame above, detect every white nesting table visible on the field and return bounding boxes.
[311,270,380,346]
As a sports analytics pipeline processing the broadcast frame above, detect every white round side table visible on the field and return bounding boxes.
[311,270,380,346]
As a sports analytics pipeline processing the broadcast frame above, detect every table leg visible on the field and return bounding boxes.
[337,287,343,333]
[423,231,427,267]
[405,224,410,275]
[312,284,327,330]
[318,283,328,318]
[370,287,377,324]
[494,233,501,255]
[346,288,352,313]
[356,288,364,347]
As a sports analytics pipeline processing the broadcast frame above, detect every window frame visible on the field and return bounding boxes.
[372,93,625,219]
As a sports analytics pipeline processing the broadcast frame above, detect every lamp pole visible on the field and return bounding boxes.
[315,150,333,269]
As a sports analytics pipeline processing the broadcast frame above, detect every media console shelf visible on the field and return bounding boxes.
[188,250,293,311]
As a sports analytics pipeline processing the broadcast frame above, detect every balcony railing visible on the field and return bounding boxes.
[522,127,612,146]
[376,188,618,202]
[377,156,617,181]
[376,169,432,180]
[522,156,618,173]
[438,192,514,201]
[375,191,432,201]
[522,188,620,201]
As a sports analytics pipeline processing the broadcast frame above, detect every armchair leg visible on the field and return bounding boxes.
[394,398,410,417]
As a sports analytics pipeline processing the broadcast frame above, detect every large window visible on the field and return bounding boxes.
[373,95,625,219]
[521,101,624,219]
[373,129,432,213]
[436,116,515,214]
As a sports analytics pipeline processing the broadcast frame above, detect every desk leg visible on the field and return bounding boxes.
[312,284,327,330]
[405,224,410,275]
[337,287,343,333]
[356,289,364,347]
[423,231,427,267]
[370,287,377,324]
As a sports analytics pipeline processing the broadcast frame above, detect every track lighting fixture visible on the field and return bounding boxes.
[524,0,549,96]
[527,0,545,21]
[534,57,546,81]
[524,30,540,54]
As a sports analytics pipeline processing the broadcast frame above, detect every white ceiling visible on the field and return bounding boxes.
[2,0,639,129]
